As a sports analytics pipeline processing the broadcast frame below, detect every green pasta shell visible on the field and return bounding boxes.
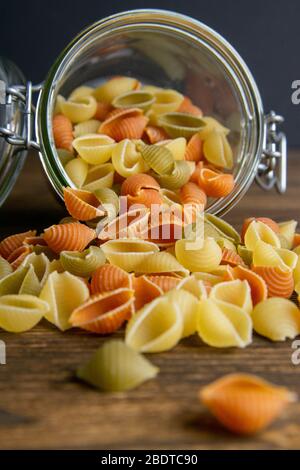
[237,245,253,266]
[0,265,41,296]
[76,340,159,392]
[158,112,205,139]
[94,187,120,215]
[138,143,174,175]
[153,161,192,190]
[18,265,41,296]
[112,91,155,112]
[60,246,106,277]
[0,256,13,280]
[204,214,241,244]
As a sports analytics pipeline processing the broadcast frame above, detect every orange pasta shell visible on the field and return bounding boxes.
[184,133,203,162]
[94,102,112,121]
[69,288,134,334]
[231,265,267,305]
[90,264,131,295]
[132,275,163,310]
[200,373,294,435]
[99,108,148,141]
[189,161,204,184]
[52,114,73,152]
[147,275,181,293]
[7,245,32,270]
[63,187,105,221]
[177,96,203,117]
[180,182,207,208]
[143,126,169,144]
[221,248,246,268]
[121,173,160,196]
[252,265,294,299]
[0,230,36,259]
[43,222,95,253]
[198,168,234,198]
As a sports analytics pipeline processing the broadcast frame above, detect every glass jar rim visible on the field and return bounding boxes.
[36,8,265,216]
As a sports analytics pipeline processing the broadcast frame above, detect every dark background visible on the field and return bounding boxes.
[1,0,299,144]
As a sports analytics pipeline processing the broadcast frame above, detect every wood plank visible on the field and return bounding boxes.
[0,150,299,450]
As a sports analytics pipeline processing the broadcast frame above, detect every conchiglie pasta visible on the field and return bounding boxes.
[163,137,187,161]
[64,158,89,188]
[175,237,222,273]
[251,297,300,341]
[74,119,101,138]
[133,275,163,311]
[60,246,106,277]
[209,280,253,314]
[0,265,39,296]
[203,129,233,169]
[166,289,199,337]
[76,340,159,392]
[43,222,95,253]
[198,116,230,140]
[135,251,189,276]
[154,161,192,190]
[60,95,97,123]
[0,294,49,333]
[252,240,298,270]
[197,299,252,348]
[198,168,235,198]
[150,89,184,116]
[0,256,13,280]
[93,76,141,103]
[278,220,298,249]
[112,139,149,178]
[244,220,281,251]
[0,230,36,260]
[40,271,90,331]
[101,239,159,272]
[68,85,94,101]
[52,114,73,152]
[82,163,115,191]
[125,297,183,353]
[72,134,116,165]
[21,252,52,288]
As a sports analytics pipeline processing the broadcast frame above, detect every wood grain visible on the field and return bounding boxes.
[0,150,300,450]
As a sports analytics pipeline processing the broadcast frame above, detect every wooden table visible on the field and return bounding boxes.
[0,150,300,450]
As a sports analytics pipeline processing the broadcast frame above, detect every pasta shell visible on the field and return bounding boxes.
[99,108,148,141]
[60,95,97,123]
[166,289,199,337]
[189,161,204,184]
[64,158,89,188]
[252,297,300,341]
[76,339,159,392]
[204,214,241,244]
[197,299,252,348]
[70,288,134,334]
[231,265,267,306]
[200,373,295,435]
[139,143,174,175]
[0,265,34,296]
[237,245,253,266]
[72,134,116,165]
[0,294,49,333]
[90,264,131,295]
[17,265,41,296]
[203,129,233,169]
[150,89,184,116]
[154,161,192,190]
[60,246,106,277]
[63,187,105,221]
[176,275,208,299]
[112,139,149,178]
[7,245,32,270]
[175,237,222,273]
[94,76,141,103]
[94,101,112,121]
[43,223,95,253]
[278,220,298,249]
[198,168,235,198]
[252,241,297,270]
[0,230,36,259]
[135,251,189,276]
[252,266,294,299]
[68,85,94,100]
[244,220,281,251]
[209,279,253,314]
[147,275,181,293]
[73,119,101,138]
[146,211,184,246]
[241,217,280,242]
[161,138,187,161]
[125,296,183,352]
[133,275,163,310]
[158,112,205,139]
[40,271,90,331]
[101,239,159,272]
[0,256,13,280]
[82,163,115,191]
[143,126,169,144]
[21,252,52,288]
[57,148,73,166]
[221,248,246,267]
[184,133,203,162]
[198,116,230,140]
[180,182,207,208]
[112,90,155,112]
[178,96,203,117]
[52,114,73,152]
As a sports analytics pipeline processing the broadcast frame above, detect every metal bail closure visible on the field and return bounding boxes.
[256,111,287,194]
[0,81,41,150]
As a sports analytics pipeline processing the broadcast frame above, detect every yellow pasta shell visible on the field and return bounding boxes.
[69,85,94,101]
[278,220,298,249]
[72,134,116,165]
[82,163,114,191]
[73,120,102,138]
[77,340,159,392]
[61,96,97,123]
[0,294,49,333]
[244,220,281,251]
[175,237,222,273]
[161,137,187,160]
[150,89,184,116]
[167,289,199,337]
[252,298,300,341]
[101,239,159,272]
[94,77,141,103]
[198,116,230,140]
[203,129,233,169]
[112,139,149,178]
[125,297,183,353]
[64,158,89,188]
[0,256,12,280]
[135,251,189,276]
[197,299,252,348]
[209,280,253,315]
[253,240,298,270]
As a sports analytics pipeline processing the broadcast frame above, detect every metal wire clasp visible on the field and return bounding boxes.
[0,81,42,150]
[256,111,287,193]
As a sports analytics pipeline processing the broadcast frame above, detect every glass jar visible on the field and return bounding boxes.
[0,9,287,215]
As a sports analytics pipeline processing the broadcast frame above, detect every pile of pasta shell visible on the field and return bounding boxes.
[53,76,235,208]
